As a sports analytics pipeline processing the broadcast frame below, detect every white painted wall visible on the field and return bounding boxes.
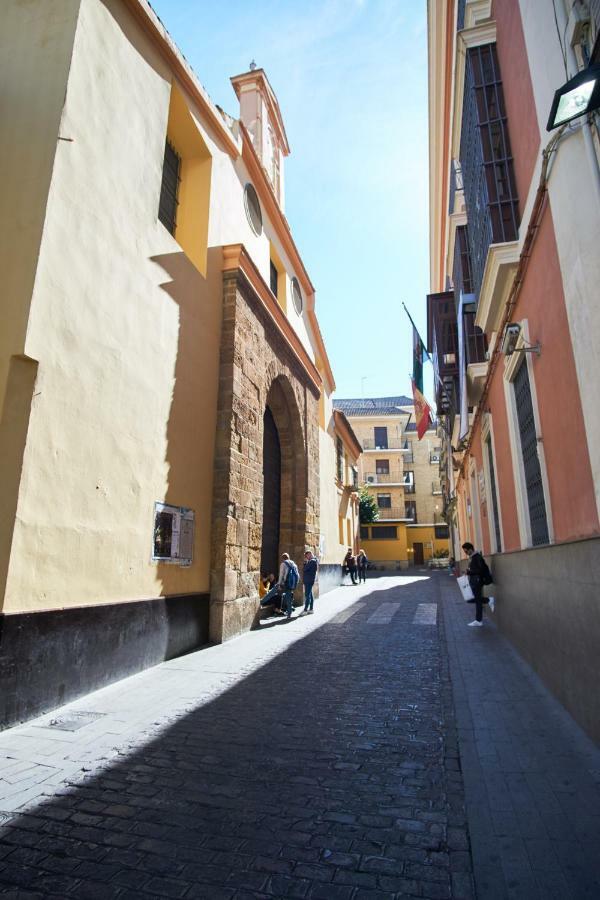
[518,0,600,519]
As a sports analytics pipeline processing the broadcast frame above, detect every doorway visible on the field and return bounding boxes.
[260,406,281,578]
[413,542,424,565]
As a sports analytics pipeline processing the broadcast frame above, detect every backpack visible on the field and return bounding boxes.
[284,560,299,590]
[480,557,493,585]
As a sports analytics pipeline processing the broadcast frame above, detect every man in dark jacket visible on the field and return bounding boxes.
[301,550,319,614]
[462,542,491,627]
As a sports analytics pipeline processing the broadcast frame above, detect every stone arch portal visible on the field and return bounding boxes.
[261,375,307,579]
[210,266,320,644]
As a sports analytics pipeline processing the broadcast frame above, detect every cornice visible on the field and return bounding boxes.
[240,123,314,297]
[124,0,239,159]
[240,124,336,393]
[222,244,322,393]
[475,241,520,334]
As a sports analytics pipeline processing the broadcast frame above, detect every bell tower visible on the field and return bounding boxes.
[231,65,290,209]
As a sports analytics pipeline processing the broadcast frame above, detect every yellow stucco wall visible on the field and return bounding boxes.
[2,0,339,614]
[406,525,449,561]
[0,0,82,608]
[3,0,226,613]
[318,390,359,565]
[360,522,449,566]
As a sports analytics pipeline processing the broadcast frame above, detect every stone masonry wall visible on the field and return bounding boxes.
[210,268,320,642]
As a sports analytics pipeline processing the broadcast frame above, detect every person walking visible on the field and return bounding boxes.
[462,542,492,627]
[278,552,300,619]
[343,548,358,585]
[356,549,368,583]
[301,550,319,615]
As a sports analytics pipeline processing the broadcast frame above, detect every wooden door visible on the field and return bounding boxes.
[413,542,424,565]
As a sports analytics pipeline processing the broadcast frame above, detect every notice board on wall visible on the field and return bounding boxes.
[152,502,195,566]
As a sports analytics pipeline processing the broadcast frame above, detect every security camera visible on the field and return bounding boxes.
[502,323,521,356]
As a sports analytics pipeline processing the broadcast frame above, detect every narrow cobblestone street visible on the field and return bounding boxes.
[1,574,599,899]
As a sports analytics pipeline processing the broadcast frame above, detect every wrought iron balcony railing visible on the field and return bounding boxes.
[376,507,408,520]
[361,437,405,450]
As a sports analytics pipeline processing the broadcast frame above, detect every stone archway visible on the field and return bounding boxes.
[262,374,308,571]
[209,263,320,643]
[260,405,281,578]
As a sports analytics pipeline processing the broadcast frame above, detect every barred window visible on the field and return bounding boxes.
[158,141,181,235]
[460,44,519,297]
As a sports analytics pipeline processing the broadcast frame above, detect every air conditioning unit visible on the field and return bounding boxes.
[366,474,377,484]
[430,453,440,464]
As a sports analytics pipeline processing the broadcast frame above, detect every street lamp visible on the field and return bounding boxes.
[547,64,600,131]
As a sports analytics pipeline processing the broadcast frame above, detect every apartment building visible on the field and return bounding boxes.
[0,0,341,727]
[427,0,600,742]
[333,397,449,567]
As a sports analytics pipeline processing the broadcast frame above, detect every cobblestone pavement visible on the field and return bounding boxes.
[1,574,599,900]
[441,577,600,900]
[0,575,472,899]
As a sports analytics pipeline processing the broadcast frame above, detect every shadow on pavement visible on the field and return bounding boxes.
[0,574,464,899]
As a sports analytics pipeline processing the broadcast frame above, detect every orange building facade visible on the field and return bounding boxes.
[427,0,600,744]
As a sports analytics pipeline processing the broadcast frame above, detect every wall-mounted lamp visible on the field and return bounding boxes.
[547,63,600,131]
[501,323,541,357]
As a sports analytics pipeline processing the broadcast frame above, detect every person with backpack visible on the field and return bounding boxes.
[461,542,493,627]
[278,552,299,619]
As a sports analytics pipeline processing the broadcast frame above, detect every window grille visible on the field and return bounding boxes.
[291,277,303,314]
[244,183,263,235]
[270,260,278,297]
[158,141,181,235]
[377,494,392,509]
[514,361,549,545]
[336,437,344,482]
[434,525,449,540]
[485,435,502,552]
[460,44,519,297]
[453,225,473,296]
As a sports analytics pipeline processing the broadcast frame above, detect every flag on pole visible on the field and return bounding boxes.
[411,378,432,440]
[412,325,425,394]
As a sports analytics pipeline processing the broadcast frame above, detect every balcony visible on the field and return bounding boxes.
[404,483,416,494]
[363,470,404,485]
[361,437,404,451]
[426,291,459,413]
[376,507,407,520]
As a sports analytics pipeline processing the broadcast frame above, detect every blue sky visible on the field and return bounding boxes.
[151,0,433,402]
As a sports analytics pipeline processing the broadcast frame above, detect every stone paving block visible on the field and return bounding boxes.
[4,573,596,900]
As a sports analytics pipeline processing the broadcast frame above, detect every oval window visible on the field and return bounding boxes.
[291,277,303,315]
[244,183,262,235]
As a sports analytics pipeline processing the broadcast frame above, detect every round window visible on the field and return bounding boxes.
[291,277,303,315]
[244,183,262,235]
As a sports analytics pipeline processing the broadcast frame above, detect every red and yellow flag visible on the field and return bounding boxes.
[411,378,432,440]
